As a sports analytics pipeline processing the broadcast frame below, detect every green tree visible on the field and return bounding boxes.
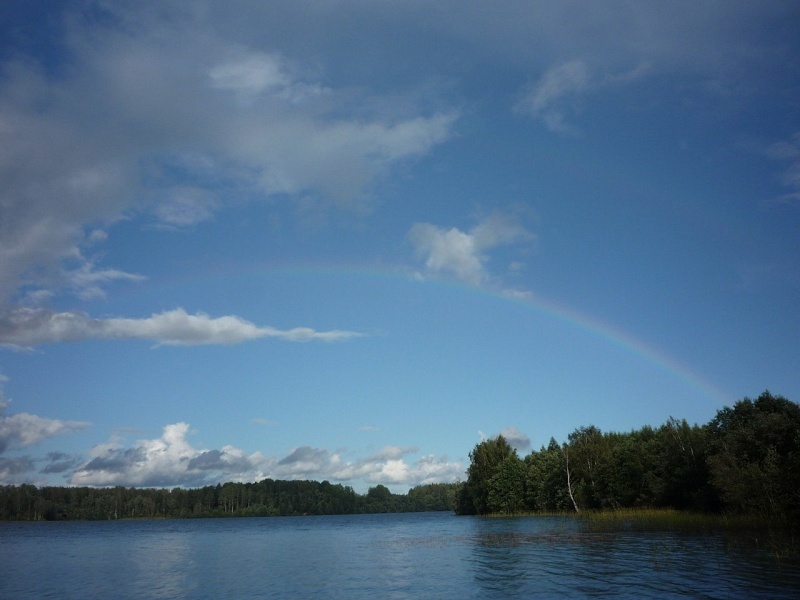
[408,483,459,511]
[487,454,526,514]
[566,425,613,509]
[456,435,516,515]
[367,484,392,502]
[524,439,572,512]
[365,484,395,512]
[654,418,713,511]
[706,391,800,519]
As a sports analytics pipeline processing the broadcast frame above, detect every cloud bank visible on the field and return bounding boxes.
[0,404,460,488]
[0,397,89,483]
[0,2,457,340]
[69,422,462,489]
[0,307,361,349]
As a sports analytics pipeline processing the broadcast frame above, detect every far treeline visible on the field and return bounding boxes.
[455,391,800,525]
[2,391,798,523]
[0,480,459,521]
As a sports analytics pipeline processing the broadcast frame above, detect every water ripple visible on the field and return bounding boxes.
[2,514,798,599]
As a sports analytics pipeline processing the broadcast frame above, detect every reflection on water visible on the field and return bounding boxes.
[1,513,798,599]
[465,516,799,599]
[128,527,196,599]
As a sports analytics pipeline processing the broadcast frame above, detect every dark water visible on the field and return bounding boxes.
[1,512,798,599]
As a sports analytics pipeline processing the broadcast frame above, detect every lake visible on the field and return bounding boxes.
[1,512,798,598]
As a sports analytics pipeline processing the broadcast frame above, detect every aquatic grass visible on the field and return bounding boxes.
[579,508,799,564]
[482,509,799,563]
[482,508,751,529]
[578,508,794,533]
[581,508,733,531]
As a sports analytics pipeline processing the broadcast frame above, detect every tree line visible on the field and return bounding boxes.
[4,391,797,523]
[455,391,800,524]
[0,479,459,521]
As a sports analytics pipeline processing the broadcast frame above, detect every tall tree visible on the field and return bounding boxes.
[524,439,572,512]
[456,435,516,515]
[706,391,800,519]
[566,425,612,509]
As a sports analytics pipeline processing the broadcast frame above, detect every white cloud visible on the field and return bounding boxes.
[0,5,458,305]
[515,60,590,134]
[409,212,534,285]
[65,262,147,301]
[0,307,361,349]
[409,224,484,284]
[209,51,327,105]
[70,422,264,488]
[210,52,293,96]
[514,58,653,134]
[273,444,462,487]
[0,397,89,455]
[152,187,220,228]
[70,422,462,489]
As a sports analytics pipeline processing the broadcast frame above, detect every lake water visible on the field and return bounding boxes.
[1,512,798,599]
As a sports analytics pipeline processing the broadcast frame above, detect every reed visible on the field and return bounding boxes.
[481,509,798,561]
[579,508,799,561]
[579,508,773,531]
[484,508,771,529]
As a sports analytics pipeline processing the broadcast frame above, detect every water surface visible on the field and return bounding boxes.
[1,513,797,598]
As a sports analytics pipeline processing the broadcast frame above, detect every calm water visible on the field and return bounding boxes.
[1,512,798,599]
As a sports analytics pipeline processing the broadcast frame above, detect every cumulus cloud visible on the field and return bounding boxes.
[0,307,361,349]
[0,398,90,454]
[69,423,254,487]
[0,4,457,305]
[409,212,534,285]
[0,397,89,483]
[270,444,462,487]
[70,422,462,489]
[499,426,531,452]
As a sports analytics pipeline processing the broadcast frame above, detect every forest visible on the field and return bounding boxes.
[455,391,800,525]
[2,391,797,523]
[0,479,458,521]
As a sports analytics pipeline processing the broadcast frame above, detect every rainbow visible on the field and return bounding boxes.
[140,260,733,407]
[493,286,732,406]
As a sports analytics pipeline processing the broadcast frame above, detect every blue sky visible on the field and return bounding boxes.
[1,1,798,492]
